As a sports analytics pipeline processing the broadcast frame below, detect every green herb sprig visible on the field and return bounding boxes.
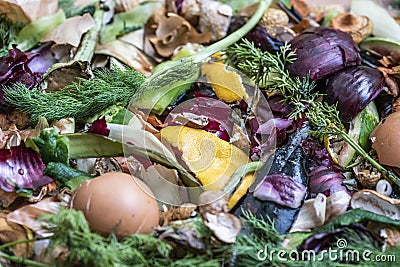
[3,67,145,124]
[224,39,400,187]
[35,208,224,266]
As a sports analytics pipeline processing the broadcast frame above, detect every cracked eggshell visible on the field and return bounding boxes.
[370,111,400,167]
[70,172,160,239]
[350,189,400,220]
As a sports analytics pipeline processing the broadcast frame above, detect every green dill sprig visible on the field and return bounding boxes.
[224,40,324,121]
[3,67,145,124]
[38,208,225,267]
[224,39,400,187]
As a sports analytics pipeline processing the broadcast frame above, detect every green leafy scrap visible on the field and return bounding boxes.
[44,162,93,189]
[100,1,163,44]
[58,0,97,18]
[14,9,65,51]
[0,14,26,56]
[27,128,70,164]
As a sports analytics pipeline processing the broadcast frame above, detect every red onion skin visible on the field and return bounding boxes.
[0,145,53,192]
[286,27,361,80]
[253,173,306,208]
[324,65,385,122]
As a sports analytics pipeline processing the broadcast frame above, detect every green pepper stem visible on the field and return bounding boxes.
[188,0,272,63]
[334,125,400,187]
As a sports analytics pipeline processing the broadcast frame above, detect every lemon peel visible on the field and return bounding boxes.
[201,62,248,103]
[228,173,255,210]
[160,125,249,190]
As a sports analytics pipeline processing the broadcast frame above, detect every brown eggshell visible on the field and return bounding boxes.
[70,172,160,239]
[370,111,400,167]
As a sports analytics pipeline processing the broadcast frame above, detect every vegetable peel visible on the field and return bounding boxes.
[160,125,249,190]
[201,62,248,103]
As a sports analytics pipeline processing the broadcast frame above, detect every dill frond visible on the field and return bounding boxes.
[224,39,321,122]
[39,208,230,267]
[3,67,146,124]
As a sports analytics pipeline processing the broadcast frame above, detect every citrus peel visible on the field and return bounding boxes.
[160,125,249,191]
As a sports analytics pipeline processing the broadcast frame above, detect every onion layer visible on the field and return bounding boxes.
[324,66,384,122]
[286,27,361,80]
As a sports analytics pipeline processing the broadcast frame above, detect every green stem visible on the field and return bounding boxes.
[187,0,272,63]
[74,6,105,62]
[0,252,48,267]
[335,125,400,187]
[0,238,45,251]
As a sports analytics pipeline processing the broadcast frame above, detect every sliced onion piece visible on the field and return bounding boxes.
[286,26,360,80]
[324,65,384,122]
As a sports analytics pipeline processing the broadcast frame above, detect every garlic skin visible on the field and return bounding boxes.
[198,0,233,41]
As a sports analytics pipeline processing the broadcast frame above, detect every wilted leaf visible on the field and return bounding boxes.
[95,39,155,76]
[0,0,58,22]
[0,211,33,258]
[14,9,65,51]
[0,188,18,208]
[7,196,63,231]
[42,13,95,47]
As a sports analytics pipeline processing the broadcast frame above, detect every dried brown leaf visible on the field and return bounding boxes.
[95,39,156,76]
[0,211,33,258]
[0,0,57,22]
[42,13,95,47]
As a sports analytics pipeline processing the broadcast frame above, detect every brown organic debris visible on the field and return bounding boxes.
[353,160,382,188]
[198,0,232,41]
[393,97,400,113]
[260,8,289,27]
[115,0,146,12]
[42,13,95,47]
[386,227,400,247]
[350,189,400,220]
[0,211,34,259]
[0,189,18,208]
[330,12,373,43]
[155,217,208,251]
[161,203,197,226]
[290,0,310,17]
[147,12,211,58]
[308,4,346,23]
[198,191,241,244]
